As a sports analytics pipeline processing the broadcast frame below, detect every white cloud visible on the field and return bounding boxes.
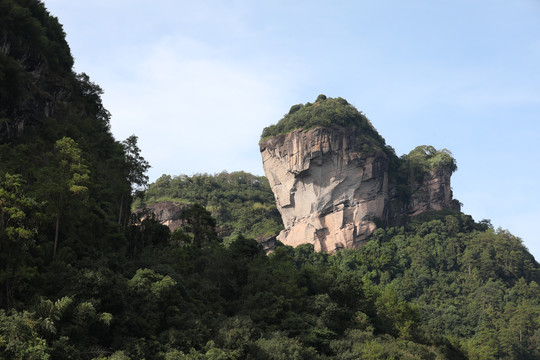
[99,36,289,180]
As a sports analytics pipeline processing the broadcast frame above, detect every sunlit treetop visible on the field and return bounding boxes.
[260,95,385,148]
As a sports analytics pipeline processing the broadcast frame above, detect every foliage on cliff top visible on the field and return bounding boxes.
[401,145,458,181]
[260,95,386,146]
[406,145,457,171]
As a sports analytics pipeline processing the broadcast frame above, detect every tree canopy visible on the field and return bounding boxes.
[404,145,458,173]
[260,95,386,149]
[136,171,283,240]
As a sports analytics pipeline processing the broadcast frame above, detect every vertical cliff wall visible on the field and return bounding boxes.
[260,126,392,252]
[260,97,459,252]
[408,167,457,216]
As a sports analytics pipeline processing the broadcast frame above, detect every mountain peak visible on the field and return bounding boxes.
[260,97,459,252]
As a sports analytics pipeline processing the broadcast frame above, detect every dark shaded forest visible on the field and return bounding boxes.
[1,1,540,359]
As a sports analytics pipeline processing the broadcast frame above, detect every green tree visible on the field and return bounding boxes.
[0,309,50,359]
[249,331,320,360]
[0,173,39,308]
[118,135,150,226]
[180,204,219,248]
[123,135,150,196]
[402,145,457,182]
[37,137,89,257]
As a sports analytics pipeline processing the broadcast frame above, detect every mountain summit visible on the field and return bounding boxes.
[260,95,459,252]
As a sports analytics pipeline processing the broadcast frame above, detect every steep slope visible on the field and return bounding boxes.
[0,0,74,141]
[260,96,459,251]
[0,0,142,307]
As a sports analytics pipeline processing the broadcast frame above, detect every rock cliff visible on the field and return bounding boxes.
[0,4,73,142]
[135,201,188,232]
[136,201,232,239]
[260,97,459,252]
[408,167,457,216]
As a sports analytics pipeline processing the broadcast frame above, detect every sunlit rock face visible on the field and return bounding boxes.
[260,125,392,252]
[408,167,457,216]
[260,125,458,252]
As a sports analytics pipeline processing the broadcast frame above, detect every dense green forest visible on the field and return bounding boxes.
[135,172,283,240]
[1,1,540,359]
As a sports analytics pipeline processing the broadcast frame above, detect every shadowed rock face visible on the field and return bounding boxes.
[135,201,188,231]
[260,125,458,252]
[0,31,71,142]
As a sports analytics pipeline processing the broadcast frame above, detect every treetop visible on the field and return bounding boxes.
[260,95,385,146]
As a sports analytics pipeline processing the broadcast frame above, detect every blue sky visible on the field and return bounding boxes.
[42,0,540,259]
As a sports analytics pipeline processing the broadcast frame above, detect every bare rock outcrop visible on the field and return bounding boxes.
[408,167,457,216]
[136,201,233,239]
[260,124,458,252]
[135,201,188,231]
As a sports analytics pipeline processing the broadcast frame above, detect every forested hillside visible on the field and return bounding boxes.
[136,171,283,240]
[1,1,540,359]
[0,0,144,302]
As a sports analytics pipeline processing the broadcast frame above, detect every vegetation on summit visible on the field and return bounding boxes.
[260,95,458,183]
[404,145,457,174]
[260,95,386,148]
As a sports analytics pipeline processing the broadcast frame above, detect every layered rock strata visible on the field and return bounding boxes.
[260,125,458,252]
